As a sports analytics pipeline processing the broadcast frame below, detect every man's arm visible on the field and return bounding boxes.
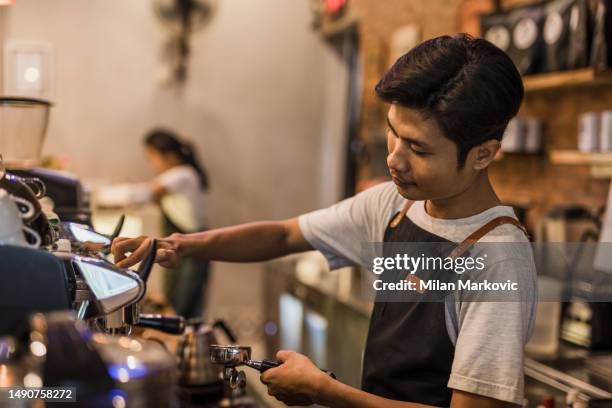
[111,217,313,268]
[112,181,396,270]
[261,351,508,408]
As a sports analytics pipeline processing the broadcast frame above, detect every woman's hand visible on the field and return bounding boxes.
[260,351,331,406]
[111,234,183,269]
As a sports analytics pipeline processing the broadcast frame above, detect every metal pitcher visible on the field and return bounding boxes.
[176,319,237,387]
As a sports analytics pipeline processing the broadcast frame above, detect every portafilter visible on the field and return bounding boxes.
[210,345,336,376]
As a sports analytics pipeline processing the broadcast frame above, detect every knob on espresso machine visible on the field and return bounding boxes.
[136,238,157,285]
[80,239,157,335]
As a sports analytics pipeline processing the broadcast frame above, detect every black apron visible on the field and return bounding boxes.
[361,201,527,406]
[161,211,210,318]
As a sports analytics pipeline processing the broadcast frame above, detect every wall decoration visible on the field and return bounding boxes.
[310,0,349,29]
[152,0,217,85]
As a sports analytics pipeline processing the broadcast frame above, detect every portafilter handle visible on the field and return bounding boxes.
[136,238,157,283]
[245,359,336,378]
[136,314,185,335]
[244,359,280,372]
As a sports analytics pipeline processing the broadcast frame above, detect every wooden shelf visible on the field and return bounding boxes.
[523,68,612,92]
[550,149,612,178]
[494,150,542,161]
[550,149,612,164]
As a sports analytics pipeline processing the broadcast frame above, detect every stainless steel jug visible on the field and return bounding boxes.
[176,319,236,387]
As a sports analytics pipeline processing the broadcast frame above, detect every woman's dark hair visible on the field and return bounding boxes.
[376,33,524,168]
[144,128,209,190]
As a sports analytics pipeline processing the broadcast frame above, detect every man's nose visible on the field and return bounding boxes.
[387,144,409,173]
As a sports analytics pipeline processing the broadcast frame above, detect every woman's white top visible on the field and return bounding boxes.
[95,165,208,232]
[156,165,208,232]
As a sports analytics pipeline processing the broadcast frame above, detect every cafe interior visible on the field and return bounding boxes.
[1,0,612,407]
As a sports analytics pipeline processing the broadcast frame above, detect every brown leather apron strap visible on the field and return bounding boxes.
[449,215,529,259]
[390,201,529,293]
[389,201,529,257]
[389,200,415,228]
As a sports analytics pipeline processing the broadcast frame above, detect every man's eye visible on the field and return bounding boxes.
[410,145,428,156]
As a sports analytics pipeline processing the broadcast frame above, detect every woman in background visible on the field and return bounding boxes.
[143,128,210,318]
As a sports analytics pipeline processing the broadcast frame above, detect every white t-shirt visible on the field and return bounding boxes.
[298,181,537,406]
[156,165,208,232]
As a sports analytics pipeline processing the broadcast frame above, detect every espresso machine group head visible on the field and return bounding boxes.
[67,239,160,334]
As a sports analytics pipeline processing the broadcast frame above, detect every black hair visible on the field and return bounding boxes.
[144,128,209,190]
[375,33,524,168]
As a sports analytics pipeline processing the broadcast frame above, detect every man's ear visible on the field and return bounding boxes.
[471,139,501,170]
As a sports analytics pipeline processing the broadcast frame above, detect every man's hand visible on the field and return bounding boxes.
[260,351,331,406]
[259,352,509,408]
[111,234,182,269]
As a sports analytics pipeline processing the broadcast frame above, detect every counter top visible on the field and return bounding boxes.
[525,341,612,404]
[279,252,375,317]
[288,269,373,318]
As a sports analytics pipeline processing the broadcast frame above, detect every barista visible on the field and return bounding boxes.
[144,129,211,318]
[111,129,211,317]
[112,34,536,407]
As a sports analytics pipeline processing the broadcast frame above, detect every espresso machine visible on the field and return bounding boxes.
[0,237,248,407]
[0,96,253,407]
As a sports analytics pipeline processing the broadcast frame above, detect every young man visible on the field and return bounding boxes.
[113,34,536,407]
